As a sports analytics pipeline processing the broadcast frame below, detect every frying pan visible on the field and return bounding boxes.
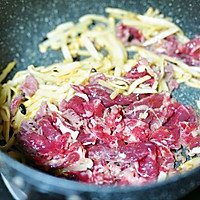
[0,0,200,199]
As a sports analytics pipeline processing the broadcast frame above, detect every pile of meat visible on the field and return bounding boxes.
[16,65,200,186]
[116,23,200,66]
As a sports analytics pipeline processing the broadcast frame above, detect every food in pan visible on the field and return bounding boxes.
[0,7,200,185]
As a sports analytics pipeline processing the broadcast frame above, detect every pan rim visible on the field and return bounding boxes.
[0,149,199,195]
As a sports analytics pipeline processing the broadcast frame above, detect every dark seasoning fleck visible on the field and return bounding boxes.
[72,55,80,61]
[19,104,26,115]
[91,68,97,72]
[128,34,134,42]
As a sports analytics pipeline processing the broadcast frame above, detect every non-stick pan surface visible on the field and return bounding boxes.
[0,0,200,199]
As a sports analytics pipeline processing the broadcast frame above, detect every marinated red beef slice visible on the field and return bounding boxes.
[72,84,146,107]
[87,140,155,163]
[16,91,200,185]
[189,136,200,152]
[152,140,175,173]
[149,35,200,66]
[60,96,105,118]
[10,93,26,116]
[179,36,200,64]
[124,58,156,87]
[151,126,181,149]
[20,75,38,97]
[137,148,159,180]
[125,93,172,130]
[113,119,152,143]
[10,75,38,116]
[116,23,145,46]
[59,95,86,114]
[179,122,199,147]
[77,129,96,146]
[164,103,198,127]
[17,112,84,170]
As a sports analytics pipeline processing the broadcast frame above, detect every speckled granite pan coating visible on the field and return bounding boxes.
[0,0,200,200]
